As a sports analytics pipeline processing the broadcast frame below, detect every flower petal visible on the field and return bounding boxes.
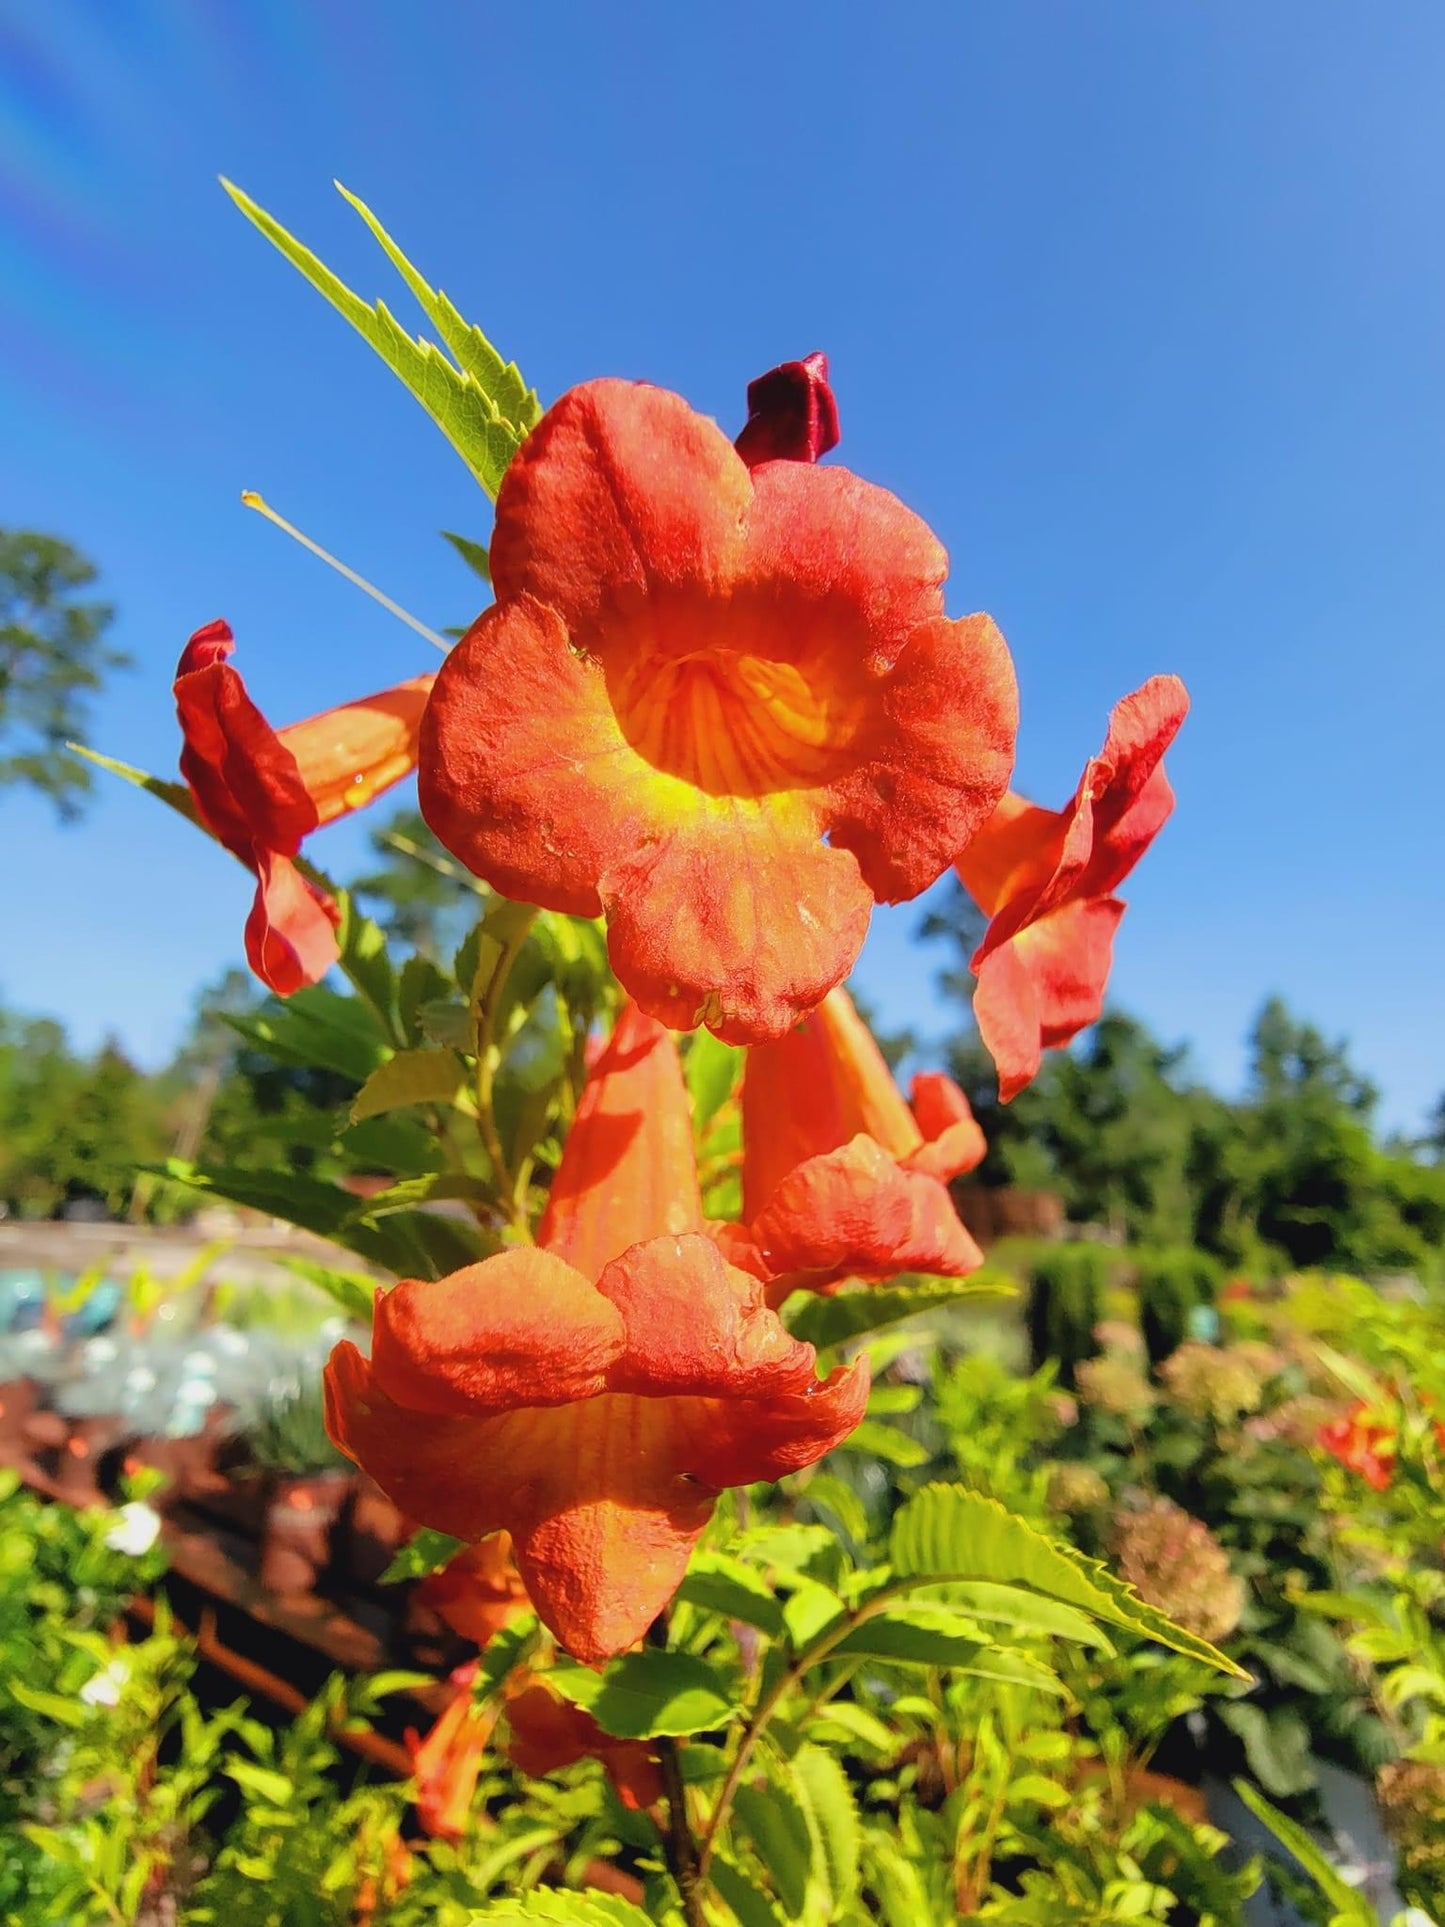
[598,1233,820,1399]
[418,594,648,917]
[537,1003,702,1277]
[599,803,874,1042]
[748,1135,983,1297]
[505,1682,664,1811]
[176,628,318,860]
[734,352,840,468]
[741,987,922,1219]
[244,850,341,994]
[489,379,752,650]
[829,613,1019,902]
[369,1250,624,1417]
[973,897,1125,1102]
[905,1073,987,1181]
[278,673,435,826]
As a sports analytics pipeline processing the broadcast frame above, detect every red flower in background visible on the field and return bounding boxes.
[325,1003,867,1662]
[405,1660,495,1840]
[418,371,1017,1043]
[1317,1402,1396,1491]
[956,676,1188,1100]
[504,1679,663,1812]
[732,987,986,1302]
[174,620,433,994]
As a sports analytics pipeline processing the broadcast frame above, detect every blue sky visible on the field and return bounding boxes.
[1,0,1441,1131]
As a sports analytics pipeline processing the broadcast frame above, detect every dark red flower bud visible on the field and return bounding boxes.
[734,351,840,467]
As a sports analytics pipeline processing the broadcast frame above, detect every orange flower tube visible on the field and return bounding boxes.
[413,1532,532,1649]
[325,1004,868,1662]
[956,676,1188,1101]
[418,372,1018,1043]
[735,987,985,1302]
[405,1660,496,1841]
[174,620,433,994]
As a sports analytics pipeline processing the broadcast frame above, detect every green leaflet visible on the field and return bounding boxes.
[829,1605,1066,1695]
[349,1047,467,1122]
[890,1484,1250,1678]
[222,178,540,498]
[377,1527,464,1585]
[547,1651,738,1741]
[442,528,493,585]
[466,1893,653,1925]
[785,1273,1013,1349]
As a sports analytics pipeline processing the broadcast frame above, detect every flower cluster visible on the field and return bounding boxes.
[1112,1497,1244,1646]
[1159,1341,1269,1425]
[1075,1354,1157,1425]
[168,356,1187,1667]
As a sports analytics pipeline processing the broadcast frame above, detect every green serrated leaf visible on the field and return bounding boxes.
[398,954,454,1045]
[334,182,540,432]
[466,1892,653,1925]
[223,178,538,497]
[378,1527,464,1585]
[676,1551,786,1640]
[791,1743,860,1911]
[785,1274,1011,1349]
[350,1047,466,1122]
[344,1170,494,1222]
[547,1651,737,1740]
[476,1612,542,1698]
[710,1853,787,1927]
[907,1580,1110,1651]
[734,1774,815,1920]
[890,1485,1249,1678]
[832,1418,931,1468]
[69,741,203,825]
[276,1256,378,1322]
[443,528,493,585]
[829,1606,1066,1694]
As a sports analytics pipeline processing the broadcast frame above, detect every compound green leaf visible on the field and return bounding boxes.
[890,1484,1248,1677]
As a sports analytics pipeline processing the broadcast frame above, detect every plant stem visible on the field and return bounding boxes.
[470,907,538,1229]
[658,1733,706,1927]
[645,1613,706,1925]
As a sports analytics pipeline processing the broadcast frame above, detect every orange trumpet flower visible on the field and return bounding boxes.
[174,620,433,994]
[405,1660,495,1840]
[736,987,986,1302]
[325,1003,868,1662]
[956,676,1188,1101]
[418,371,1017,1043]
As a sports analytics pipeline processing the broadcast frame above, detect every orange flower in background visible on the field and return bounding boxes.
[956,675,1188,1101]
[405,1660,495,1840]
[1317,1402,1396,1491]
[504,1679,664,1812]
[733,987,986,1302]
[419,373,1017,1043]
[174,620,433,994]
[414,1533,532,1648]
[325,1003,868,1662]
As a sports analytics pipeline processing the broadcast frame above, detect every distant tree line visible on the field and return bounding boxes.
[925,881,1445,1277]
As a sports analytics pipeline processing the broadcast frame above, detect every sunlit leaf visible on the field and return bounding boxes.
[890,1484,1249,1677]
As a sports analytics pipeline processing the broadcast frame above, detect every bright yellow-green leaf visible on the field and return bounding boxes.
[891,1484,1249,1678]
[350,1048,467,1122]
